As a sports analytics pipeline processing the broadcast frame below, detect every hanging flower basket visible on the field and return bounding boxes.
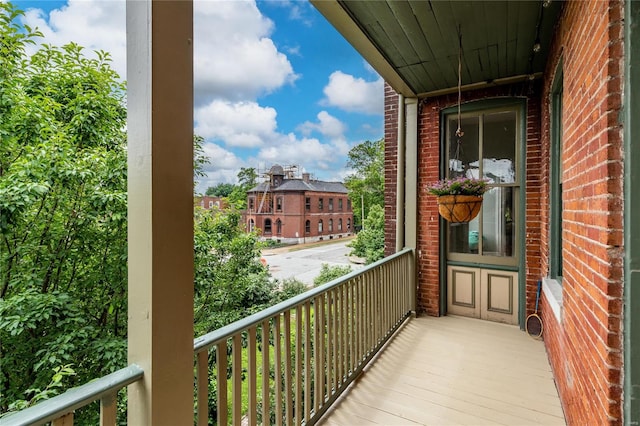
[436,194,483,223]
[427,177,488,223]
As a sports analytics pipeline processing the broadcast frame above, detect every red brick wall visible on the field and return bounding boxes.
[539,1,625,423]
[384,83,399,256]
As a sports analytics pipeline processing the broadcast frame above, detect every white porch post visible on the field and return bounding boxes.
[126,1,194,424]
[403,97,418,313]
[404,98,418,251]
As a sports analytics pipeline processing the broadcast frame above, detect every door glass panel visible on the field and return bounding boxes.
[481,187,515,257]
[482,111,516,184]
[448,217,480,254]
[448,116,479,178]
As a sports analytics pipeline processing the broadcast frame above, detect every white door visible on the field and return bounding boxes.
[448,266,518,325]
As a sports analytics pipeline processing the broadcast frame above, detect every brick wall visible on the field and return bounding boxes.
[539,1,625,423]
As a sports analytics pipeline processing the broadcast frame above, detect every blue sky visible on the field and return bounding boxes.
[11,0,383,193]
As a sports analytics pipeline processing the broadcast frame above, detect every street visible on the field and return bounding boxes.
[261,237,364,286]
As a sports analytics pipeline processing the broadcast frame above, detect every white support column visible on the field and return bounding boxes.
[126,1,194,424]
[395,94,405,253]
[404,98,419,251]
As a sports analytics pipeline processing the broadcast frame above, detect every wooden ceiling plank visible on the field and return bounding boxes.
[483,1,507,78]
[388,1,434,63]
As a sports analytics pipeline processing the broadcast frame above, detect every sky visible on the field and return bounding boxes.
[11,0,384,193]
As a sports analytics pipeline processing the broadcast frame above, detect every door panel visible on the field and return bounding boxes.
[447,266,518,325]
[481,269,518,324]
[448,266,480,318]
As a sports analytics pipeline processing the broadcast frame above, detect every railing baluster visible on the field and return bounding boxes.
[52,413,73,426]
[295,305,302,426]
[100,393,116,426]
[326,289,333,400]
[262,319,270,426]
[315,293,325,413]
[284,311,293,426]
[217,342,228,426]
[196,350,209,426]
[248,326,257,426]
[349,280,355,373]
[304,301,312,423]
[340,283,347,383]
[232,334,242,425]
[274,316,283,426]
[357,275,364,364]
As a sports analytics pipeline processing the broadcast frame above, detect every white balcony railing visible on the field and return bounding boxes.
[2,249,415,425]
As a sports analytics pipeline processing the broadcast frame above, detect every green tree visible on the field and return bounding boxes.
[205,182,235,197]
[0,3,127,414]
[348,204,385,264]
[344,139,384,227]
[228,167,258,210]
[237,167,258,189]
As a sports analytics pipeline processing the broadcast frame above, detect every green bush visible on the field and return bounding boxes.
[313,264,352,287]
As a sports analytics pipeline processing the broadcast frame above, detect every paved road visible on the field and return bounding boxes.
[262,238,364,286]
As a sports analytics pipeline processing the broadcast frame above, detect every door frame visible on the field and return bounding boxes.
[438,98,528,328]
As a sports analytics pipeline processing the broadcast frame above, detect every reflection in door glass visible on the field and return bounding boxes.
[482,187,514,257]
[448,116,479,178]
[482,111,516,184]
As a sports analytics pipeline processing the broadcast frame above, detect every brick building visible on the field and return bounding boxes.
[315,0,640,423]
[195,195,227,211]
[244,165,354,244]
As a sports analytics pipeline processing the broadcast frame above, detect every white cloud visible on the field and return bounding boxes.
[195,100,278,148]
[323,71,384,115]
[297,111,346,139]
[194,1,298,103]
[196,142,246,193]
[21,1,127,78]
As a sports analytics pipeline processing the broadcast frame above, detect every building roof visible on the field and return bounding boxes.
[248,179,348,194]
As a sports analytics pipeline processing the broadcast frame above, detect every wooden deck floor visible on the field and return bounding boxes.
[318,315,565,426]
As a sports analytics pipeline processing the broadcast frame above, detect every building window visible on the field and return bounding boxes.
[276,197,282,211]
[347,199,351,210]
[208,200,213,208]
[305,197,311,211]
[319,198,324,210]
[249,197,255,211]
[264,218,272,234]
[329,198,333,211]
[248,219,255,232]
[338,218,343,231]
[347,218,351,230]
[318,219,323,233]
[550,63,564,280]
[338,199,343,210]
[329,219,333,232]
[276,219,282,235]
[305,220,310,234]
